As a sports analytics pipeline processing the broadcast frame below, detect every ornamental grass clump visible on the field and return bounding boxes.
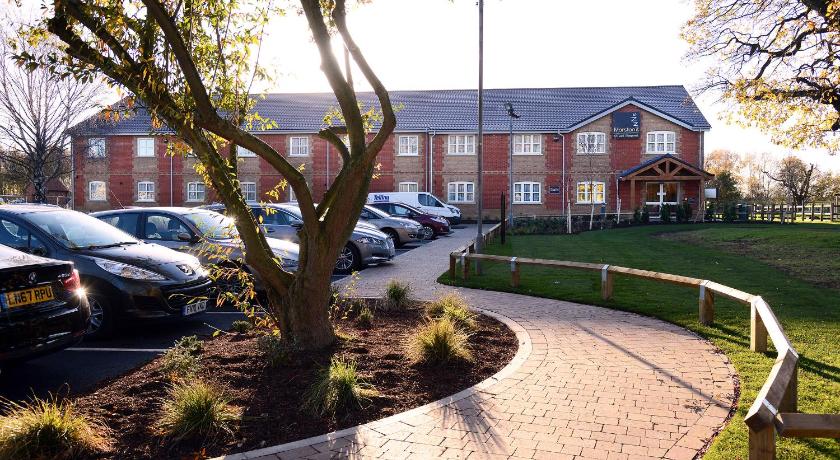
[230,320,252,334]
[407,317,473,366]
[425,293,476,330]
[157,380,238,442]
[355,306,374,329]
[384,279,412,310]
[302,357,375,417]
[0,396,110,460]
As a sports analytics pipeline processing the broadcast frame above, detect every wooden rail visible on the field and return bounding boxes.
[448,249,840,459]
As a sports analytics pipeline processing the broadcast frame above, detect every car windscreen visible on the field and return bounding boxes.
[364,205,389,219]
[183,211,238,240]
[26,210,139,249]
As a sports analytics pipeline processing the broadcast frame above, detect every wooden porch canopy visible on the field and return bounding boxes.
[619,154,714,207]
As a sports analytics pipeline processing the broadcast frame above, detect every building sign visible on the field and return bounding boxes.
[612,112,640,139]
[548,186,561,195]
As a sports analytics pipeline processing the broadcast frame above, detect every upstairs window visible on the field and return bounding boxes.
[447,135,475,155]
[646,131,676,154]
[398,135,419,156]
[241,182,257,202]
[289,137,309,156]
[513,134,542,155]
[136,137,155,157]
[89,181,106,201]
[577,132,606,154]
[88,138,106,158]
[137,181,155,202]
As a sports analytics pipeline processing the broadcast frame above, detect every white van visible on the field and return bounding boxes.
[367,192,462,224]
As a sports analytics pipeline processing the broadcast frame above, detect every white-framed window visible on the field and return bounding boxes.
[137,181,155,202]
[576,181,606,204]
[88,138,106,158]
[646,131,676,154]
[447,135,475,155]
[289,136,309,156]
[136,137,155,157]
[88,181,106,201]
[513,134,542,155]
[577,132,606,154]
[398,135,419,156]
[186,182,205,202]
[238,146,256,157]
[447,181,475,203]
[241,182,257,202]
[513,182,541,204]
[398,182,419,192]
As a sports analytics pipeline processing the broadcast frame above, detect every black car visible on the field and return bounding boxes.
[0,205,213,338]
[0,244,90,363]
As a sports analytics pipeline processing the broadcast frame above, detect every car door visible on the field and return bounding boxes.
[140,212,195,252]
[0,217,50,257]
[358,208,383,230]
[97,212,141,238]
[254,207,300,243]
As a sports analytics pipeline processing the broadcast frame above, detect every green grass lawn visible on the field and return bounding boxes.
[439,223,840,459]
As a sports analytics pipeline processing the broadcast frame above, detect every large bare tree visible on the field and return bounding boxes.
[683,0,840,153]
[23,0,395,349]
[0,28,101,203]
[765,155,818,206]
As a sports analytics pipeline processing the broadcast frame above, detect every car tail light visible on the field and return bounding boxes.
[63,269,81,293]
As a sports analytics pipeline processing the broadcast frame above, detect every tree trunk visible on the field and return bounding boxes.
[276,244,337,349]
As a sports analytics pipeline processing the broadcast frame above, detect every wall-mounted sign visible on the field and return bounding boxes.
[548,186,561,195]
[612,112,640,139]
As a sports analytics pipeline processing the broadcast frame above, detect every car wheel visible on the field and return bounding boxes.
[335,244,361,274]
[383,229,401,247]
[421,225,435,240]
[86,294,115,339]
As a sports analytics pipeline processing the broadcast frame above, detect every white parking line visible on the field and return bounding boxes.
[66,347,166,353]
[204,311,246,315]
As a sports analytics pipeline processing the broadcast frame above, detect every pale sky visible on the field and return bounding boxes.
[254,0,839,172]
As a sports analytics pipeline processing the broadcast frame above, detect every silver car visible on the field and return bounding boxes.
[92,207,300,273]
[359,205,421,247]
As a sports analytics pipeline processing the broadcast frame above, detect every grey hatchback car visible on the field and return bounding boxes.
[359,205,421,247]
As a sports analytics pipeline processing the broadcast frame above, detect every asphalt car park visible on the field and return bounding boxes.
[0,234,447,402]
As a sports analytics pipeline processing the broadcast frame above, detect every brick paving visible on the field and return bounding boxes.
[221,227,736,460]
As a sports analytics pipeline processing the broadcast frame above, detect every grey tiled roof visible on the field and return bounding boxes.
[73,85,710,136]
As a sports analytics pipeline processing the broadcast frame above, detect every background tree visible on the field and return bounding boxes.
[704,149,742,176]
[811,171,840,201]
[709,169,742,204]
[0,27,101,203]
[24,0,395,350]
[683,0,840,153]
[765,156,818,205]
[742,152,776,202]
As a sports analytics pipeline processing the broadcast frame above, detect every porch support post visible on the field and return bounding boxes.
[630,179,636,209]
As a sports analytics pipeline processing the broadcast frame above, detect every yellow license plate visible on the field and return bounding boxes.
[5,285,54,309]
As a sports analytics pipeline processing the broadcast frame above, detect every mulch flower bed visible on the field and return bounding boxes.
[75,304,518,459]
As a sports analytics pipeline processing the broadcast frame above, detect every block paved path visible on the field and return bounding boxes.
[222,227,737,460]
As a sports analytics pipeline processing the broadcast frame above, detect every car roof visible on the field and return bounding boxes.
[0,204,66,215]
[93,206,203,215]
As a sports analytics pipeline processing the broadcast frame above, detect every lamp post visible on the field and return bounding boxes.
[475,0,485,262]
[504,102,520,226]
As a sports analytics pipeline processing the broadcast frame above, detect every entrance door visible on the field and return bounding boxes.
[645,182,679,207]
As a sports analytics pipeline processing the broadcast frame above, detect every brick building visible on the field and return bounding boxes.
[70,85,712,219]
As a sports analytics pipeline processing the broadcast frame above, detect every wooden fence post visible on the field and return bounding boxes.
[510,257,520,287]
[780,366,798,413]
[462,254,470,280]
[699,281,715,325]
[449,253,456,279]
[749,426,775,460]
[601,265,613,300]
[751,301,768,353]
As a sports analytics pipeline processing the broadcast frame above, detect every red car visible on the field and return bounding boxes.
[369,202,451,240]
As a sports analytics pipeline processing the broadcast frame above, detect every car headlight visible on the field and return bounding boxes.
[434,217,448,223]
[94,258,166,280]
[356,236,384,245]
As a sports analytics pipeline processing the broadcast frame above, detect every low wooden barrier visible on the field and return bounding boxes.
[448,250,840,459]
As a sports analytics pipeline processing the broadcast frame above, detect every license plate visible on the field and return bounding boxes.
[182,300,207,316]
[5,285,54,309]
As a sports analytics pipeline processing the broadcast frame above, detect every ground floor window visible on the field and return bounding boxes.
[398,182,418,192]
[447,181,474,203]
[241,182,257,202]
[186,182,205,202]
[137,181,155,202]
[645,182,679,206]
[576,181,605,204]
[513,182,541,204]
[89,181,106,201]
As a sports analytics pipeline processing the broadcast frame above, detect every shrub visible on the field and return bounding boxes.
[407,318,473,366]
[174,335,202,355]
[157,380,238,441]
[675,203,686,222]
[660,204,672,223]
[356,306,373,328]
[641,207,650,223]
[682,201,692,221]
[0,396,110,459]
[257,334,293,368]
[425,293,476,330]
[160,347,201,380]
[230,320,252,334]
[384,279,411,310]
[302,358,375,417]
[632,208,642,224]
[705,203,715,221]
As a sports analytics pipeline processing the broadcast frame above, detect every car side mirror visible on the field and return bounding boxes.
[265,227,276,233]
[177,232,195,243]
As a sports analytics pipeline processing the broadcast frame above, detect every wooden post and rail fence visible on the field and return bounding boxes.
[707,199,840,223]
[449,225,840,459]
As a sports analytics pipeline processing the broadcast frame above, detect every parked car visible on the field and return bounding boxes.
[366,192,462,224]
[0,244,90,363]
[200,203,395,273]
[0,204,212,338]
[359,205,422,247]
[368,201,452,240]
